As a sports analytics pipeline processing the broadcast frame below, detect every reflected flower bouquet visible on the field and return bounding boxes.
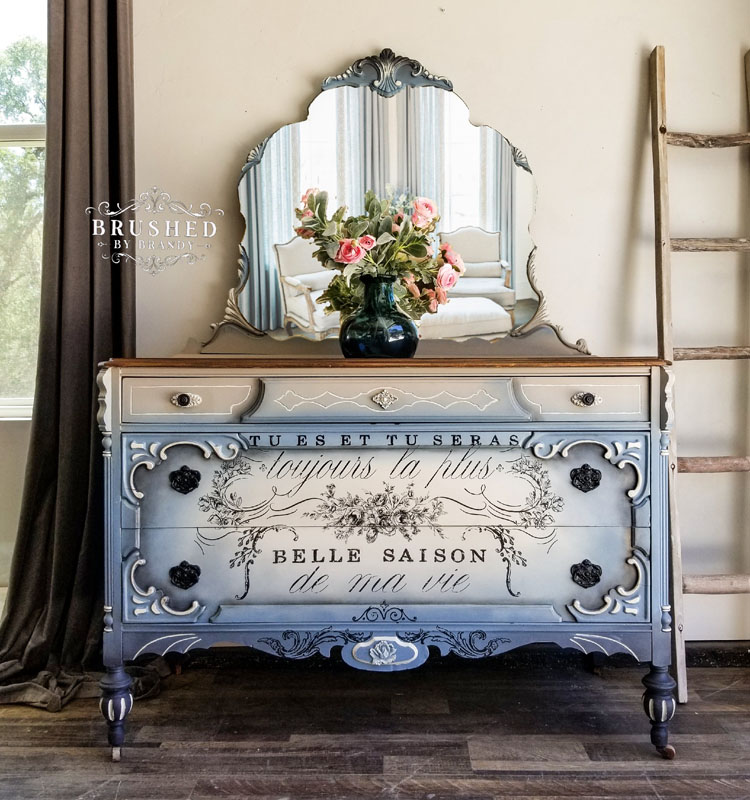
[293,189,464,320]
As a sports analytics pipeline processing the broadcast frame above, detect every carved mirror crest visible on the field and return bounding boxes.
[205,49,589,354]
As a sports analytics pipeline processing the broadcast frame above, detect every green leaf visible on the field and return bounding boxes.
[405,242,427,257]
[323,221,337,237]
[376,232,395,245]
[325,241,340,260]
[378,216,393,237]
[349,219,369,238]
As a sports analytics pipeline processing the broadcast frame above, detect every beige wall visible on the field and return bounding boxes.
[6,1,745,638]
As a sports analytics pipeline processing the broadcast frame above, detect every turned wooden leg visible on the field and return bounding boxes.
[99,665,133,761]
[642,664,677,759]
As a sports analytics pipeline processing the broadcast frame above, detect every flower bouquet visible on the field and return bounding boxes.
[293,189,464,357]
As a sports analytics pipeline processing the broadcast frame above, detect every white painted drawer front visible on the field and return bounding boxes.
[514,377,649,420]
[122,377,261,423]
[254,377,531,421]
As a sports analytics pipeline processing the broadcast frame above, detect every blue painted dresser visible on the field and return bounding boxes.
[97,357,676,759]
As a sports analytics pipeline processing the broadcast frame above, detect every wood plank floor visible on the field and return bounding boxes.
[0,651,748,800]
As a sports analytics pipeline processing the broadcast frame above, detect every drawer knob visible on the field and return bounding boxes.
[171,392,202,408]
[169,465,201,494]
[169,561,201,590]
[570,463,602,493]
[571,391,602,408]
[570,559,602,588]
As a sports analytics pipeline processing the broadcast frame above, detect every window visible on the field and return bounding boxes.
[0,3,46,418]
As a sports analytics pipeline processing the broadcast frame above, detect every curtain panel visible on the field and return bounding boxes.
[0,0,135,710]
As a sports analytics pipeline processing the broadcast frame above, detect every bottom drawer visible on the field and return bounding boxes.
[122,525,650,625]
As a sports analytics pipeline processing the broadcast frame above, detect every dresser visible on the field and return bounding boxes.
[96,356,677,759]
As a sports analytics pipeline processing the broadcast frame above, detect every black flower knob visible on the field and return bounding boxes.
[581,392,596,406]
[169,561,201,590]
[176,393,191,407]
[169,465,201,494]
[570,463,601,493]
[571,559,602,588]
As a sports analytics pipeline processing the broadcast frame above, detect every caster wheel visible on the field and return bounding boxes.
[112,746,121,762]
[657,745,676,760]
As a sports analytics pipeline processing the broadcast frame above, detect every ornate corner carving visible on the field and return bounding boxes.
[202,247,266,347]
[510,248,591,354]
[127,436,246,504]
[512,145,532,173]
[527,433,648,506]
[125,549,205,621]
[567,549,648,622]
[322,48,453,97]
[244,136,271,171]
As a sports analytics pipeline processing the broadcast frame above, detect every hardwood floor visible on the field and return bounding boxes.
[0,649,748,799]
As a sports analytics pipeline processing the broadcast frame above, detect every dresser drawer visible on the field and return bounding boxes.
[121,377,261,423]
[514,377,649,421]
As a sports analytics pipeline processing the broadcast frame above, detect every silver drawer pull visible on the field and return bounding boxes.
[371,389,398,410]
[571,391,603,408]
[171,392,202,409]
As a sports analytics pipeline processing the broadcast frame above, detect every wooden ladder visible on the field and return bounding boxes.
[650,46,750,703]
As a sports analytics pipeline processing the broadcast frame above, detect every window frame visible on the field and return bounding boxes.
[0,123,46,419]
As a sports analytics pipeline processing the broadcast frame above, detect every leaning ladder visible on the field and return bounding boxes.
[649,46,750,703]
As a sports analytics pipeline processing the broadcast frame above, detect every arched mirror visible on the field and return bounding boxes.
[205,50,588,354]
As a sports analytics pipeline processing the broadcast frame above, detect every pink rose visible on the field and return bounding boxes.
[301,208,314,218]
[301,187,319,204]
[426,244,434,257]
[436,286,448,304]
[436,263,459,290]
[334,238,366,264]
[412,197,437,228]
[359,235,376,250]
[403,273,420,299]
[294,226,315,239]
[424,289,438,313]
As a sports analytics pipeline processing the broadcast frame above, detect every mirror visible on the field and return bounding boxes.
[206,50,587,353]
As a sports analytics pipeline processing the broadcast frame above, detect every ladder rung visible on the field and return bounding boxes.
[683,574,750,595]
[666,131,750,148]
[674,346,750,361]
[677,456,750,473]
[671,237,750,252]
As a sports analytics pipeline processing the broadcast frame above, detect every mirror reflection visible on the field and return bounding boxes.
[238,85,538,342]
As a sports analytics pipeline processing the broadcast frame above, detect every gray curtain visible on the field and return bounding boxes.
[0,0,135,710]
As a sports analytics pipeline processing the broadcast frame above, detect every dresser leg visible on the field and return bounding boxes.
[642,664,677,759]
[99,666,133,761]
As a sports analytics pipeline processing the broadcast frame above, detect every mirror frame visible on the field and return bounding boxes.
[204,49,590,355]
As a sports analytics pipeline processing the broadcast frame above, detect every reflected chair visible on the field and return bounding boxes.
[274,236,340,339]
[438,227,515,316]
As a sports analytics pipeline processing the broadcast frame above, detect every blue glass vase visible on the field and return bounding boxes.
[339,275,419,359]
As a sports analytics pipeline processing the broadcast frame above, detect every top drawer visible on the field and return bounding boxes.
[119,374,649,423]
[121,377,261,423]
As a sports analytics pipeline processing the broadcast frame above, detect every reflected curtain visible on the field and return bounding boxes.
[239,123,299,331]
[0,0,135,710]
